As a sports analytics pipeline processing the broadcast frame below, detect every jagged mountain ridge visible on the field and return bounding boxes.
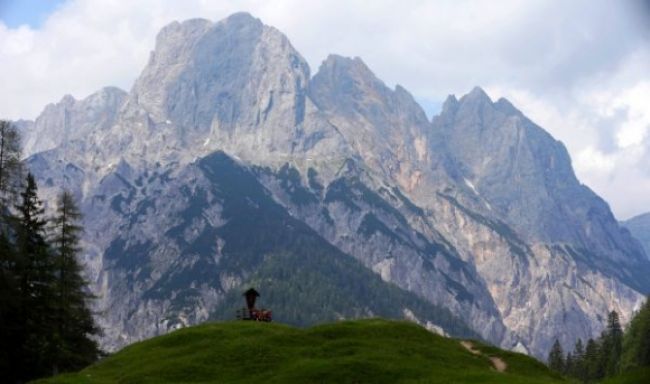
[17,12,650,359]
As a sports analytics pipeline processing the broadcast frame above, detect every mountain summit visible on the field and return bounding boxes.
[19,13,650,359]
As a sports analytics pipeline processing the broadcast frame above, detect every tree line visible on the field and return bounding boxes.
[0,120,100,383]
[547,300,650,383]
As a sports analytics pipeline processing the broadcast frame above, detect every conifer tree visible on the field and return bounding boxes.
[604,310,623,376]
[15,172,56,380]
[564,352,574,376]
[573,338,586,382]
[584,338,602,381]
[548,338,565,373]
[597,330,612,379]
[50,190,100,372]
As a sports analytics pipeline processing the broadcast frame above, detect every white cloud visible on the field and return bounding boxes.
[0,0,648,218]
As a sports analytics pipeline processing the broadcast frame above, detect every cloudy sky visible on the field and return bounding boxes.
[0,0,648,219]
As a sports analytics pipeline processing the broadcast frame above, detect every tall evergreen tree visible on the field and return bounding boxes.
[15,173,56,380]
[548,338,565,373]
[572,338,586,382]
[584,338,602,382]
[564,352,574,376]
[597,329,612,380]
[50,190,100,372]
[604,310,623,376]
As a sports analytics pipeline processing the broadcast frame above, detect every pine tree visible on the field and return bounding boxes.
[604,310,623,376]
[50,190,100,372]
[15,173,56,380]
[597,329,612,379]
[564,352,574,376]
[584,338,602,382]
[0,120,22,209]
[548,338,565,373]
[573,338,586,382]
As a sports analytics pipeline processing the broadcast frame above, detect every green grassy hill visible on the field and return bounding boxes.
[35,319,566,384]
[601,367,650,384]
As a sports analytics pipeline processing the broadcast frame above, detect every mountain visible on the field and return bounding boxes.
[34,319,565,384]
[15,87,127,156]
[622,213,650,259]
[16,12,650,359]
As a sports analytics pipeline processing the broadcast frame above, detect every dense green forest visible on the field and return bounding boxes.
[0,121,100,383]
[547,300,650,383]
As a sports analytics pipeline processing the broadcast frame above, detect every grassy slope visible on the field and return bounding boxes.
[35,319,566,384]
[601,367,650,384]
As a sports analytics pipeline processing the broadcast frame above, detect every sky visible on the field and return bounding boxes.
[0,0,649,219]
[0,0,66,28]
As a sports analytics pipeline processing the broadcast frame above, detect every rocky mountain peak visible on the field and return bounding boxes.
[434,95,460,127]
[156,18,213,41]
[463,86,491,102]
[59,94,77,106]
[309,54,433,193]
[441,87,528,126]
[433,88,650,289]
[131,12,306,132]
[310,55,381,115]
[434,87,583,237]
[441,94,458,111]
[494,97,521,116]
[221,11,262,27]
[434,87,507,131]
[20,87,127,157]
[455,86,500,119]
[310,54,428,128]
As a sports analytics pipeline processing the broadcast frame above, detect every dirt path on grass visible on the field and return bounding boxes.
[460,341,480,355]
[460,341,507,372]
[489,356,507,372]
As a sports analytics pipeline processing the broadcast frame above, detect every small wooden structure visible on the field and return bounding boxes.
[236,288,272,322]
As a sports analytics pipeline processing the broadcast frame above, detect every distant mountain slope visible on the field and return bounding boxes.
[17,12,650,359]
[34,150,475,350]
[622,213,650,259]
[34,319,566,384]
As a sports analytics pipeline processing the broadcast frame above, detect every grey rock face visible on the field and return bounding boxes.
[433,88,650,293]
[19,12,650,359]
[129,13,346,170]
[309,55,437,192]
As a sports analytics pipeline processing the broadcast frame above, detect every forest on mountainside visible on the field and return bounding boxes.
[547,300,650,383]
